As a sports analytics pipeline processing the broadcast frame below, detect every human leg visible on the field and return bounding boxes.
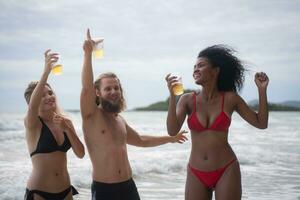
[214,160,241,200]
[185,166,212,200]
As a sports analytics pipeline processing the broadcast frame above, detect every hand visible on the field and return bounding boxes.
[254,72,269,90]
[52,112,72,131]
[165,73,180,96]
[171,130,188,143]
[44,49,59,74]
[83,29,94,54]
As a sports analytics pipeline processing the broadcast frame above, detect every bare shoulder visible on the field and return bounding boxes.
[118,114,128,125]
[224,92,245,112]
[225,91,241,102]
[24,114,41,131]
[182,91,195,98]
[24,116,42,143]
[177,91,197,114]
[24,116,28,127]
[118,114,125,120]
[180,92,195,103]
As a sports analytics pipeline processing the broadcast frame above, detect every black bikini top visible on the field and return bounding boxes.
[30,117,71,157]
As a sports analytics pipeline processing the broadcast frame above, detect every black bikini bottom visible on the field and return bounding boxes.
[24,185,78,200]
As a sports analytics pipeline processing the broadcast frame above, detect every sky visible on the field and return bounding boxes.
[0,0,300,112]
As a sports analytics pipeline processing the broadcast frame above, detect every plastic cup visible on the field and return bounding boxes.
[93,38,104,59]
[51,55,62,75]
[171,73,184,95]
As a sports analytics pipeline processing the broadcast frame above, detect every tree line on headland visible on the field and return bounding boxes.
[134,89,300,111]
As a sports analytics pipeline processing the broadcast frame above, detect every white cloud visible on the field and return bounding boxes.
[1,0,300,111]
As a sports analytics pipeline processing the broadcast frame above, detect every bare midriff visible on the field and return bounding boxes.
[189,130,236,171]
[27,151,70,192]
[89,143,132,183]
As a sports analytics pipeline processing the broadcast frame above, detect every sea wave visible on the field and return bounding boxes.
[0,111,300,200]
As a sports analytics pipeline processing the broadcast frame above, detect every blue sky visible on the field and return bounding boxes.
[0,0,300,112]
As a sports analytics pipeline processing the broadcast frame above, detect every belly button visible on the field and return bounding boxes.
[204,156,208,160]
[55,173,59,176]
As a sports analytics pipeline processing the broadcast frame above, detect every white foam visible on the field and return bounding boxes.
[0,111,300,199]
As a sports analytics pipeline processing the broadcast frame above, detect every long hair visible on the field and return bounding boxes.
[94,72,126,112]
[198,44,245,93]
[24,81,53,104]
[24,81,62,114]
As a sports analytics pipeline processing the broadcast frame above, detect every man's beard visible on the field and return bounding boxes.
[100,98,122,113]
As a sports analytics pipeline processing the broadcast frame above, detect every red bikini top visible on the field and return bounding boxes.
[187,92,231,132]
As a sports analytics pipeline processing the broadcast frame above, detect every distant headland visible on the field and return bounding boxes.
[133,89,300,111]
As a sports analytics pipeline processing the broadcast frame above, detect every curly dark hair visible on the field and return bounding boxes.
[198,45,245,93]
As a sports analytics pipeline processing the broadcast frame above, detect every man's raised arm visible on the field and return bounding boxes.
[81,29,97,119]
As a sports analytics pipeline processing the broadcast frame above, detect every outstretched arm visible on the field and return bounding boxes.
[236,72,269,129]
[25,50,58,130]
[80,29,98,119]
[165,74,189,135]
[126,123,188,147]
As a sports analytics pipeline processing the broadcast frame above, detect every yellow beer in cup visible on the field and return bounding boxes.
[172,74,184,95]
[51,54,62,75]
[93,48,104,58]
[173,82,184,95]
[93,38,104,59]
[51,64,62,75]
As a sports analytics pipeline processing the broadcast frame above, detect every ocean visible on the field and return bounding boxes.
[0,111,299,200]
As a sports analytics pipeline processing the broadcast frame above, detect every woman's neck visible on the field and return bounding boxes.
[201,83,219,101]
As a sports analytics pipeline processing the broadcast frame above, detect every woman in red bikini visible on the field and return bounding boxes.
[165,45,269,200]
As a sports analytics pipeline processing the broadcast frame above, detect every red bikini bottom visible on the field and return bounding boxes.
[188,159,236,189]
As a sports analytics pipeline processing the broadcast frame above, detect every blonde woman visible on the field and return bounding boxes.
[24,50,85,200]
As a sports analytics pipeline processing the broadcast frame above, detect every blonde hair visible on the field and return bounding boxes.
[24,81,63,114]
[24,81,51,104]
[94,72,126,111]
